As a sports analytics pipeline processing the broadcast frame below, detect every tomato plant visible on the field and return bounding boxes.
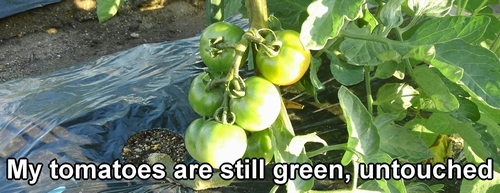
[256,30,311,86]
[243,128,274,165]
[188,72,224,117]
[199,22,248,73]
[185,119,247,169]
[229,76,281,131]
[178,0,500,192]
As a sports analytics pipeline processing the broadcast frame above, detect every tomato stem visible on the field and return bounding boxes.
[364,66,373,115]
[245,0,268,30]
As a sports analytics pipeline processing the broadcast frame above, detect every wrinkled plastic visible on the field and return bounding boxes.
[0,0,61,19]
[0,15,350,192]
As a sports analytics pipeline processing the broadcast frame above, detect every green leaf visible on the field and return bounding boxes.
[477,111,500,147]
[404,44,436,61]
[361,152,407,193]
[97,0,124,23]
[478,15,500,48]
[327,51,364,86]
[450,97,480,122]
[338,86,380,165]
[340,38,393,66]
[412,65,459,112]
[268,15,283,31]
[406,0,454,17]
[288,132,327,156]
[475,98,500,147]
[360,8,378,32]
[453,121,500,167]
[454,0,499,15]
[267,0,312,31]
[429,40,500,109]
[424,113,459,135]
[270,101,313,192]
[379,0,404,29]
[406,182,443,193]
[374,60,405,80]
[374,83,419,115]
[310,57,324,89]
[223,0,243,20]
[300,0,365,50]
[404,118,439,147]
[374,114,434,162]
[296,69,320,104]
[408,16,490,45]
[378,50,402,62]
[461,145,500,193]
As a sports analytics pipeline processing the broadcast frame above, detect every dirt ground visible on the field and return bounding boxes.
[0,0,206,83]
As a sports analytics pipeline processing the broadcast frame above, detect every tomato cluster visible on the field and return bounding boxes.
[186,22,311,169]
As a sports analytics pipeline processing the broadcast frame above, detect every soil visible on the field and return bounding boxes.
[121,129,188,166]
[0,0,207,82]
[0,0,202,182]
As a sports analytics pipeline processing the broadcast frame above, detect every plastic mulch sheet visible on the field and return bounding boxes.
[0,15,349,192]
[0,0,61,19]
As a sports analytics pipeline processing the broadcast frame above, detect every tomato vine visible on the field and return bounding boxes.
[186,0,500,192]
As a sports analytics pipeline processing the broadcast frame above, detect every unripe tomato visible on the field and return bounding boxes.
[184,118,206,162]
[243,129,274,165]
[256,30,311,85]
[199,22,248,73]
[188,72,223,117]
[230,76,281,132]
[185,119,248,169]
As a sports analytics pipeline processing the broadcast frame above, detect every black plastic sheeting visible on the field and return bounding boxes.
[0,0,61,19]
[0,15,351,192]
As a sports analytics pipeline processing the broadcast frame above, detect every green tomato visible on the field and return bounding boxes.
[243,129,274,165]
[185,120,247,169]
[256,30,311,86]
[188,72,223,117]
[199,22,248,73]
[230,76,281,132]
[184,118,206,162]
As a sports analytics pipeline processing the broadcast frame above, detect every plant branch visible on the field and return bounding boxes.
[338,29,409,48]
[472,0,488,16]
[394,27,414,76]
[245,0,269,29]
[364,66,373,115]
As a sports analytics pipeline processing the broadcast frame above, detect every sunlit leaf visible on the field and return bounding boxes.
[288,132,327,156]
[406,0,453,17]
[300,0,365,50]
[408,16,490,45]
[374,83,419,115]
[413,65,459,112]
[327,51,364,86]
[374,114,434,162]
[338,86,380,165]
[270,101,313,192]
[379,0,404,29]
[97,0,124,23]
[429,40,500,109]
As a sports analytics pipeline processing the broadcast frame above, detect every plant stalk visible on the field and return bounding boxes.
[364,66,373,115]
[394,28,414,76]
[338,29,408,48]
[245,0,269,30]
[245,0,268,76]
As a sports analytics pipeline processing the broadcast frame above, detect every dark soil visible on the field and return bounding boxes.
[0,0,206,82]
[122,129,188,166]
